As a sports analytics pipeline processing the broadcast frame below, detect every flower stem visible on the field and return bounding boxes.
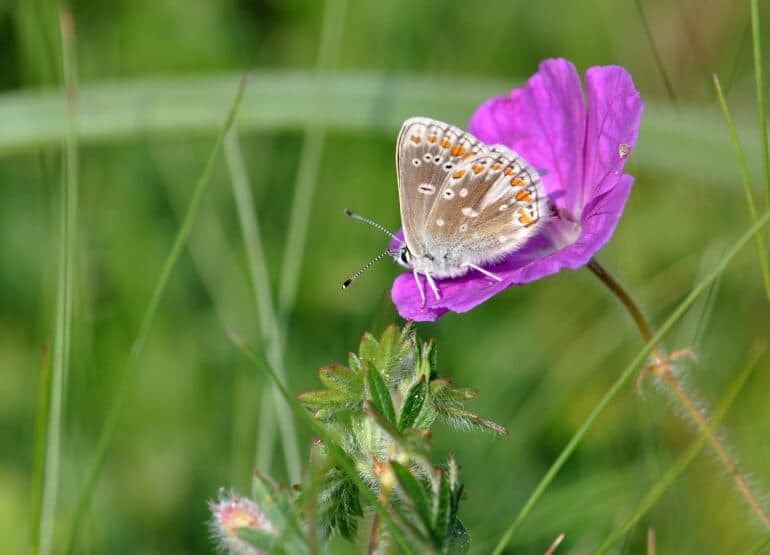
[587,257,770,530]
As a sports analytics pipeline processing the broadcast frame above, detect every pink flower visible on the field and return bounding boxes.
[209,491,276,555]
[392,58,643,321]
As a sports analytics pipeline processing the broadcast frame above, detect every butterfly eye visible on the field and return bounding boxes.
[399,249,410,265]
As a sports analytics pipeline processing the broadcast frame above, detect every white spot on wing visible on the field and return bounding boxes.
[436,218,444,227]
[462,207,479,217]
[443,189,455,200]
[459,188,468,197]
[418,183,436,195]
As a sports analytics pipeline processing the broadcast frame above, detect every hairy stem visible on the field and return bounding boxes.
[587,257,770,530]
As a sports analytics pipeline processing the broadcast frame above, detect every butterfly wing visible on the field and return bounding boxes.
[422,144,549,274]
[395,117,484,255]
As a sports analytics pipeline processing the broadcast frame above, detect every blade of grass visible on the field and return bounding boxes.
[257,0,348,477]
[745,530,770,554]
[226,331,418,555]
[63,73,250,554]
[634,0,678,108]
[0,73,766,192]
[224,129,300,481]
[278,0,347,321]
[29,344,52,555]
[714,73,770,303]
[593,344,765,554]
[39,11,77,555]
[751,0,770,212]
[491,209,770,555]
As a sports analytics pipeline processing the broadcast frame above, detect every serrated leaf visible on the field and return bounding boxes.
[318,365,363,395]
[366,364,397,424]
[358,332,379,363]
[390,461,434,535]
[437,406,508,436]
[318,469,363,540]
[237,527,278,552]
[399,375,428,431]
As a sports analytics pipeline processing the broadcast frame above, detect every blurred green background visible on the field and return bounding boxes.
[2,0,770,553]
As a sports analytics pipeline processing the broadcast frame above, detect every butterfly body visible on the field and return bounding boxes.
[392,117,548,301]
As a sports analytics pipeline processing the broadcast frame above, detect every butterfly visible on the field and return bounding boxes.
[344,117,549,307]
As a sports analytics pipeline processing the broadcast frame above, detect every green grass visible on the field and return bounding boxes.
[3,1,770,554]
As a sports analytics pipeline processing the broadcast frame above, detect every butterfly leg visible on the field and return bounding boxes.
[464,263,503,282]
[413,269,427,308]
[424,271,441,300]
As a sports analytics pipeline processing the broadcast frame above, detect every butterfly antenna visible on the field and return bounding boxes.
[344,209,402,243]
[342,248,394,289]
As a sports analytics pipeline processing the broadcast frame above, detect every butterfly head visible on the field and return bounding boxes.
[393,244,413,269]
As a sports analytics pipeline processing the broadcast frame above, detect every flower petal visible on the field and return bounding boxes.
[469,58,586,214]
[389,175,635,320]
[579,66,643,214]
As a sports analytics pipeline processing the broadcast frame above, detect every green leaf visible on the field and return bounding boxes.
[399,375,428,431]
[447,519,471,555]
[347,352,363,374]
[296,390,357,413]
[375,323,400,375]
[364,403,403,442]
[390,461,434,536]
[434,469,451,538]
[237,527,278,552]
[366,364,397,424]
[437,406,508,436]
[318,468,364,540]
[318,365,363,395]
[358,332,379,363]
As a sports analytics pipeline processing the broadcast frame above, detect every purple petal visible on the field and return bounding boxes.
[389,175,635,321]
[469,58,586,214]
[579,66,643,214]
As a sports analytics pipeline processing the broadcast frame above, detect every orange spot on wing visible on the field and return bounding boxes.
[440,139,452,148]
[453,169,466,179]
[427,135,438,143]
[450,145,466,156]
[510,177,527,187]
[463,153,474,160]
[515,190,533,202]
[492,163,502,170]
[503,168,515,175]
[410,135,421,144]
[518,208,535,226]
[472,165,484,174]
